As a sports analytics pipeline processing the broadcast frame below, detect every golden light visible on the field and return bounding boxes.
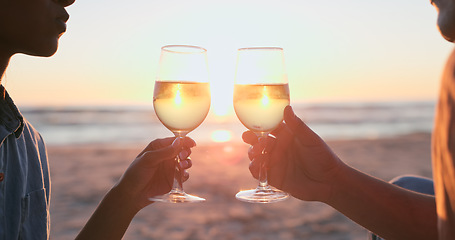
[174,84,183,106]
[261,86,270,107]
[261,94,270,107]
[211,130,232,142]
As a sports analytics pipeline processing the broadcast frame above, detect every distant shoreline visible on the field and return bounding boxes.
[19,100,435,146]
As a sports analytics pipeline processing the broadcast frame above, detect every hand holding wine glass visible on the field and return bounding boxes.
[234,47,290,203]
[150,45,211,203]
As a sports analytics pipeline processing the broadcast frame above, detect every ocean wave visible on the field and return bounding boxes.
[20,100,436,145]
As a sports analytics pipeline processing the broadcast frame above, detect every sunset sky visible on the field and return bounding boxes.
[3,0,453,115]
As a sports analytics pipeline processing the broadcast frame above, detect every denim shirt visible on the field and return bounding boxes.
[0,86,50,240]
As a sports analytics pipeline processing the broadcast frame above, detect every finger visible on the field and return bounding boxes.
[248,146,261,161]
[140,151,174,169]
[242,131,259,145]
[178,158,192,170]
[140,138,182,167]
[248,146,255,160]
[249,158,261,180]
[263,135,277,154]
[270,122,286,137]
[248,137,267,160]
[247,135,277,161]
[182,170,190,182]
[267,124,295,168]
[267,146,293,190]
[249,153,269,179]
[248,136,275,161]
[150,137,175,149]
[138,137,175,157]
[179,149,191,160]
[180,137,197,149]
[248,144,265,161]
[284,106,322,145]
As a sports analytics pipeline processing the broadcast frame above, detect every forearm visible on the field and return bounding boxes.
[75,186,141,240]
[326,163,437,240]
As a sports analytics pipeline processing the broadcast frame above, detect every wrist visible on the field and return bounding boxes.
[107,184,143,216]
[322,160,352,205]
[76,183,142,239]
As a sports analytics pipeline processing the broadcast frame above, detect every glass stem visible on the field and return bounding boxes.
[258,160,268,189]
[171,134,186,194]
[256,132,270,190]
[171,155,184,193]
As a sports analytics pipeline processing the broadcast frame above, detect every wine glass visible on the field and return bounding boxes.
[233,47,290,203]
[150,45,210,203]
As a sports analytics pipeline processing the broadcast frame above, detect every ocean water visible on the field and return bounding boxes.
[20,100,436,146]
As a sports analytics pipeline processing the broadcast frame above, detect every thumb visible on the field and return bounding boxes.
[283,105,322,145]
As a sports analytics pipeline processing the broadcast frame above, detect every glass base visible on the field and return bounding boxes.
[149,190,205,203]
[236,186,289,203]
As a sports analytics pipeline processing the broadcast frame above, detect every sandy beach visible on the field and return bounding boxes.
[49,133,432,240]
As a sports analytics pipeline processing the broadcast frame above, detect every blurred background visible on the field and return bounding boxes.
[3,0,448,145]
[2,0,446,239]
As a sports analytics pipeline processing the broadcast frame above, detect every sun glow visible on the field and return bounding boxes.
[211,130,232,142]
[174,84,183,106]
[261,92,270,107]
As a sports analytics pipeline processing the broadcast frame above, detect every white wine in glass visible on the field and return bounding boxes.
[150,45,210,203]
[234,47,290,203]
